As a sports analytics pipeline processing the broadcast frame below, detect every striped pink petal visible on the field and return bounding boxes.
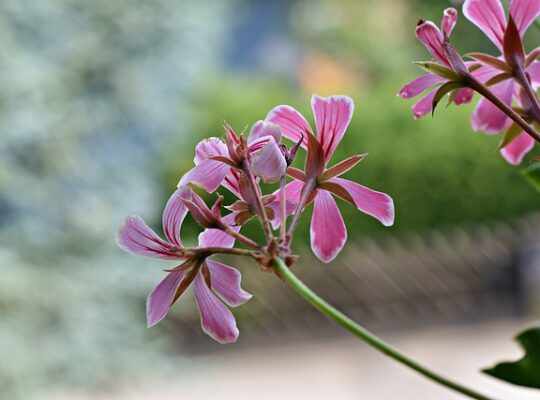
[178,159,230,193]
[463,0,506,50]
[398,74,446,99]
[116,216,179,259]
[453,88,474,104]
[267,197,296,229]
[206,259,252,307]
[194,137,228,164]
[265,105,311,149]
[311,94,354,162]
[330,178,395,227]
[162,186,191,247]
[471,64,501,84]
[198,213,239,249]
[415,21,449,66]
[194,273,239,344]
[500,131,535,165]
[529,61,540,89]
[310,190,347,263]
[470,80,514,134]
[442,8,458,37]
[274,180,304,208]
[248,120,281,144]
[251,136,287,183]
[510,0,540,36]
[146,270,186,327]
[412,88,438,119]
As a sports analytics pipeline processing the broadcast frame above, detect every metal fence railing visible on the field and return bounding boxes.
[167,214,540,350]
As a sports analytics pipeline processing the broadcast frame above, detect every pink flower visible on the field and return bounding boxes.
[266,95,395,263]
[398,8,474,119]
[116,186,252,343]
[178,121,287,192]
[463,0,540,164]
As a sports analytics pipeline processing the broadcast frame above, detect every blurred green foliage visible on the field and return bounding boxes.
[162,73,539,245]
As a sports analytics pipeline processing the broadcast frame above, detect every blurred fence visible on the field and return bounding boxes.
[168,214,540,351]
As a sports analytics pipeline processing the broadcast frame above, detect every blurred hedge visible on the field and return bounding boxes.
[160,74,539,244]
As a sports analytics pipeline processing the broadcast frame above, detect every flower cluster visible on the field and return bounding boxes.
[117,95,395,343]
[400,0,540,165]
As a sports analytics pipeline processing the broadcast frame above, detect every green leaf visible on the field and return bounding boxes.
[432,82,462,115]
[466,53,511,72]
[485,72,513,87]
[521,163,540,194]
[503,15,525,69]
[413,61,459,80]
[304,132,325,179]
[497,123,521,150]
[483,326,540,388]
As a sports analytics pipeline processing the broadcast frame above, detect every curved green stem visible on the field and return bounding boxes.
[273,257,497,400]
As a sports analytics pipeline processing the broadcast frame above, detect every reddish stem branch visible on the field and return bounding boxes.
[279,175,287,243]
[219,221,260,249]
[466,75,540,143]
[286,178,316,245]
[514,65,540,123]
[241,160,275,245]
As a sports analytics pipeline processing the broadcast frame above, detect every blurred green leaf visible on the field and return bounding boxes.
[483,326,540,389]
[521,163,540,193]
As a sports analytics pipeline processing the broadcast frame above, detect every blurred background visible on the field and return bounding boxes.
[1,0,540,399]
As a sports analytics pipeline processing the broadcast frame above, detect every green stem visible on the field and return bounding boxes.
[273,257,497,400]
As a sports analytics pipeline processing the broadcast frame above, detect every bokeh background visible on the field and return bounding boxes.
[1,0,540,399]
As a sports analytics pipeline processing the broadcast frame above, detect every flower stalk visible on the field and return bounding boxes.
[466,75,540,143]
[286,177,316,244]
[241,159,275,244]
[513,64,540,123]
[272,256,497,400]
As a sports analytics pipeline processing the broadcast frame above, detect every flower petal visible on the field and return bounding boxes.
[265,105,311,149]
[415,21,448,66]
[453,87,474,105]
[399,74,446,99]
[311,95,354,162]
[500,131,535,165]
[330,178,395,227]
[267,197,297,229]
[471,64,502,84]
[178,159,230,193]
[470,80,514,134]
[194,137,228,164]
[162,186,191,247]
[198,213,239,248]
[251,136,287,183]
[442,8,458,37]
[275,179,304,206]
[248,120,281,145]
[206,259,252,307]
[411,88,438,119]
[528,61,540,89]
[116,216,179,259]
[510,0,540,36]
[194,273,239,344]
[310,190,347,263]
[146,270,186,327]
[463,0,506,50]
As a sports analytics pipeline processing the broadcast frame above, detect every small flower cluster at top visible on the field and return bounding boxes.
[399,0,540,165]
[117,95,395,343]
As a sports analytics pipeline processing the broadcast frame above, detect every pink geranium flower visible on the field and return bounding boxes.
[398,8,474,119]
[178,121,287,192]
[266,95,395,263]
[463,0,540,164]
[116,186,252,343]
